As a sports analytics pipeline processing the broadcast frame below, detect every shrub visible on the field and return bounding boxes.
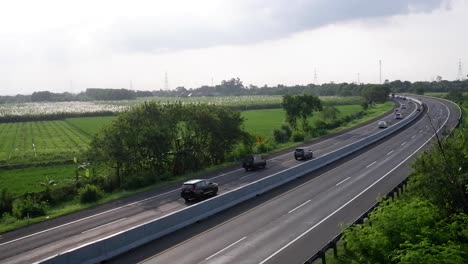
[255,138,276,153]
[78,184,104,204]
[0,188,14,214]
[292,132,305,142]
[280,124,292,139]
[12,196,48,218]
[273,128,289,143]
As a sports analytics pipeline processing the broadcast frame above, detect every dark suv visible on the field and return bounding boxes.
[181,179,218,202]
[294,147,313,160]
[242,154,267,171]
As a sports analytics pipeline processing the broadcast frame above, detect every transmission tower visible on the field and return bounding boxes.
[357,73,360,85]
[164,71,169,90]
[379,60,382,84]
[457,59,464,81]
[314,68,318,85]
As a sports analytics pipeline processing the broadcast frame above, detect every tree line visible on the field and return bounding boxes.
[2,78,467,104]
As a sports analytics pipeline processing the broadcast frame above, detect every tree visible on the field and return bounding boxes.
[362,85,390,105]
[410,130,468,215]
[281,94,322,131]
[321,105,340,121]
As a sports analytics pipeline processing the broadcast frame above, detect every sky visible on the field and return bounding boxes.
[0,0,467,95]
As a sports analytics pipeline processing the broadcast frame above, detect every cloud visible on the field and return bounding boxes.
[104,0,446,53]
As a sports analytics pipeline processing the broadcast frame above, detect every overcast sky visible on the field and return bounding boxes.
[1,0,467,95]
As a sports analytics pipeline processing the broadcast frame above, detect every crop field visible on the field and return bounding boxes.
[64,116,116,136]
[0,95,364,117]
[0,164,74,196]
[0,102,393,198]
[0,103,368,165]
[0,120,91,165]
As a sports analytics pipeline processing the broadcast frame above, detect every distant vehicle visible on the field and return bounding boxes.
[394,108,399,112]
[181,179,218,202]
[242,154,266,171]
[395,113,403,119]
[378,121,388,128]
[294,147,313,160]
[401,104,407,109]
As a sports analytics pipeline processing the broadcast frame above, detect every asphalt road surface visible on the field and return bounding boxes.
[0,96,456,263]
[108,96,459,264]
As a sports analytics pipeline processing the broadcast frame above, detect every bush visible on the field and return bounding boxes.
[255,138,277,153]
[12,196,48,218]
[292,132,305,142]
[78,184,104,204]
[280,124,292,139]
[273,128,289,143]
[0,188,14,214]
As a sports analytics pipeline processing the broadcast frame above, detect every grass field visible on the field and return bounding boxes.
[0,103,390,197]
[64,116,116,136]
[242,105,363,138]
[0,121,91,165]
[0,164,75,196]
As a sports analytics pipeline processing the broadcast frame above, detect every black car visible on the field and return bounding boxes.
[242,154,267,171]
[181,179,218,202]
[294,147,313,160]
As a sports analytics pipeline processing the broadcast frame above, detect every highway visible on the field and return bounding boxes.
[107,96,460,264]
[0,96,455,263]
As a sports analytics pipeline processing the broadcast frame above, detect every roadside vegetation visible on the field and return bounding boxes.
[0,87,393,233]
[324,95,468,263]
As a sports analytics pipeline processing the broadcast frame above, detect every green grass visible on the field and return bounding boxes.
[0,164,75,196]
[65,116,116,136]
[242,105,363,138]
[0,121,91,165]
[0,101,394,233]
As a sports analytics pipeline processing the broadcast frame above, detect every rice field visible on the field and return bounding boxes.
[0,120,92,164]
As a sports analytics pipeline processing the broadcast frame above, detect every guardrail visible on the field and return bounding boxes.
[40,97,423,264]
[303,178,410,264]
[303,96,461,264]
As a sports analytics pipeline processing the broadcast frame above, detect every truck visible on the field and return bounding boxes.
[242,154,267,171]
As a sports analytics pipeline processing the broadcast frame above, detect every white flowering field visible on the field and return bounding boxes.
[0,101,129,117]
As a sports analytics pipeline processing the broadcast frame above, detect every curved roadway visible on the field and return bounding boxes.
[108,96,460,264]
[0,97,457,263]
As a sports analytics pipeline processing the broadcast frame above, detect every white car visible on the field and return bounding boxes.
[401,104,407,109]
[395,113,403,119]
[378,121,388,128]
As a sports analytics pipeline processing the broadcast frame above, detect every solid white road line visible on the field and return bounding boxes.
[81,218,126,234]
[288,200,312,214]
[366,161,376,168]
[258,98,451,264]
[386,150,394,156]
[335,177,351,187]
[205,236,247,260]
